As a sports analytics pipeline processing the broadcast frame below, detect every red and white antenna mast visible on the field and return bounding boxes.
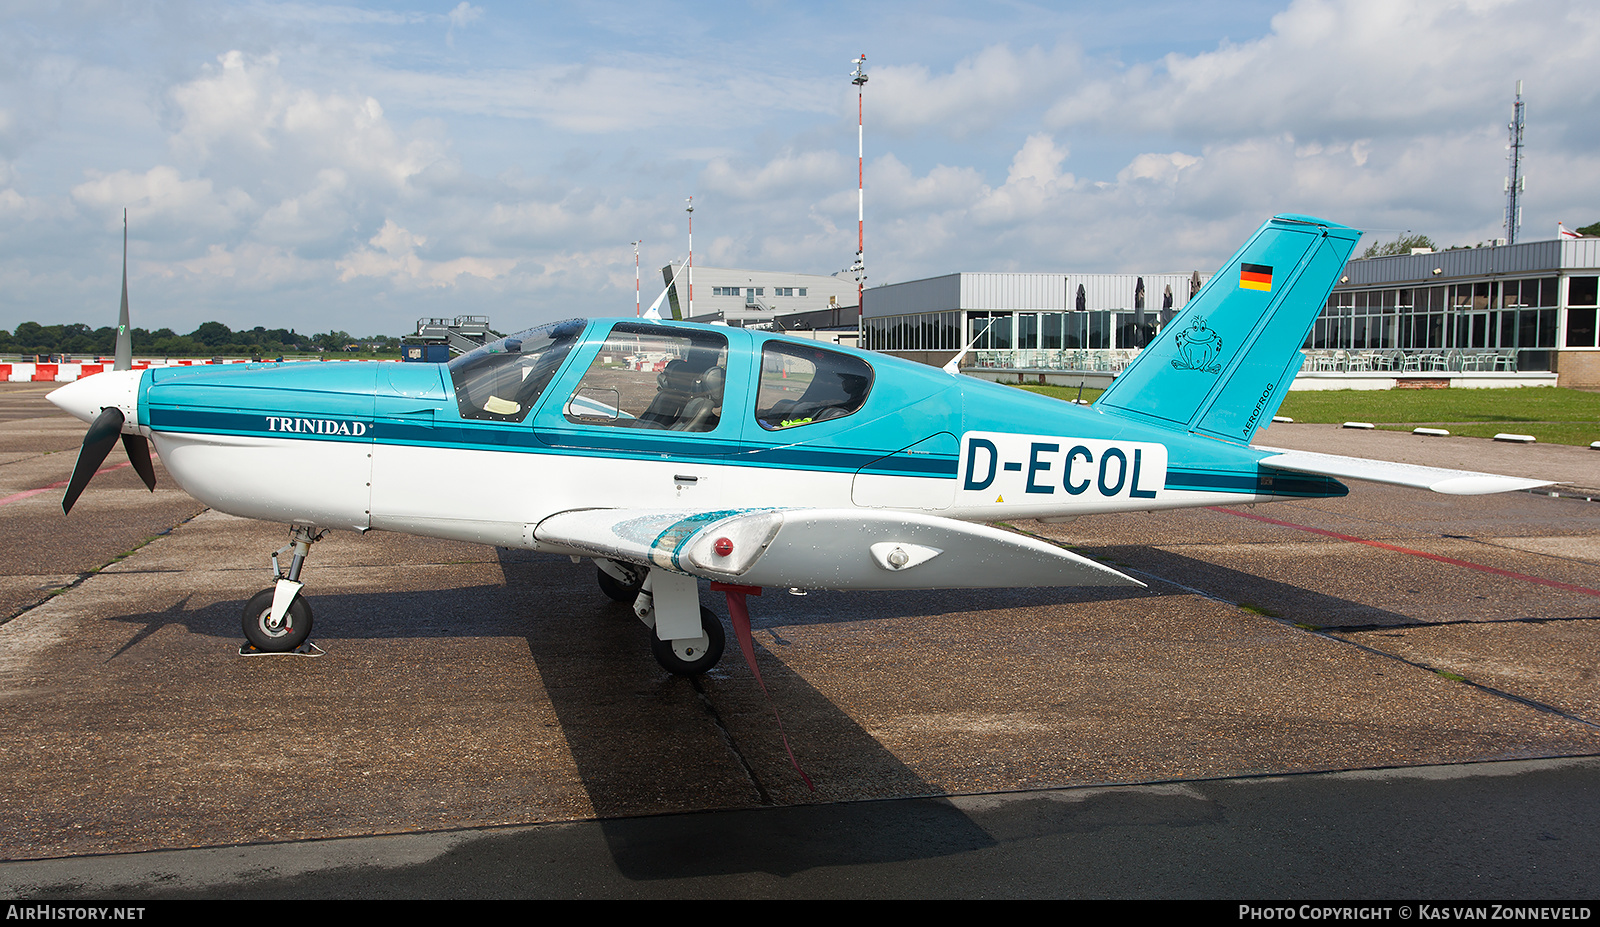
[631,240,641,316]
[851,54,868,323]
[685,197,694,320]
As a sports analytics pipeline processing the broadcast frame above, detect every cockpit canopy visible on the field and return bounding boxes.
[447,318,877,433]
[448,319,584,423]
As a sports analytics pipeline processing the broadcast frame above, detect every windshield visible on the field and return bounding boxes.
[448,319,586,422]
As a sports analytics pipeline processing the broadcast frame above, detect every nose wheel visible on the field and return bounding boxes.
[242,589,313,652]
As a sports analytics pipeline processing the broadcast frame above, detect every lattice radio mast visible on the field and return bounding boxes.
[1505,80,1525,245]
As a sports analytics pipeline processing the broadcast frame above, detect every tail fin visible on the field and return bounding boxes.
[1095,214,1361,444]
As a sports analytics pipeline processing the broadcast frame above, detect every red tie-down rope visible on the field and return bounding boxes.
[710,582,814,791]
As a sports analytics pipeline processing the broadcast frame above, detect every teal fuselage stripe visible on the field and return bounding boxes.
[147,408,1347,499]
[148,407,948,477]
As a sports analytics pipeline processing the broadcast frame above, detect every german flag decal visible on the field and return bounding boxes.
[1239,263,1273,292]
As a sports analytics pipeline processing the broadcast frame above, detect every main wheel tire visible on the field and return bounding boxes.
[651,606,726,676]
[242,588,313,653]
[596,564,645,603]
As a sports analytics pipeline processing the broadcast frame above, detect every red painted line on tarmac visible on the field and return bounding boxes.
[1209,506,1600,598]
[0,461,133,506]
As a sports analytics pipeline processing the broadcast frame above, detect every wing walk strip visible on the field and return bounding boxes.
[1208,506,1600,598]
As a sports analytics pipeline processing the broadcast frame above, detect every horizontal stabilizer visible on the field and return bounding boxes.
[1255,448,1553,495]
[535,507,1143,591]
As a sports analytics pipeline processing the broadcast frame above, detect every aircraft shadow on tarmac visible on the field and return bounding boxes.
[93,550,1010,876]
[1096,544,1421,628]
[488,549,1004,877]
[88,541,1416,880]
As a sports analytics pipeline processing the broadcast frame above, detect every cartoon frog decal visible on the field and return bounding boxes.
[1171,317,1223,373]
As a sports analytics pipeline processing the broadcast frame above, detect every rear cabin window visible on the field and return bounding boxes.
[449,319,583,423]
[563,324,729,432]
[755,342,873,430]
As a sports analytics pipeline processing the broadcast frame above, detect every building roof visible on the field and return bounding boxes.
[1339,238,1600,287]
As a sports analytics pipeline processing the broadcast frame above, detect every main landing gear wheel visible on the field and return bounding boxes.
[596,564,645,603]
[242,588,313,653]
[651,606,725,676]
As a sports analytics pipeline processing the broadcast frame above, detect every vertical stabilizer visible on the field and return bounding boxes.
[1094,214,1361,444]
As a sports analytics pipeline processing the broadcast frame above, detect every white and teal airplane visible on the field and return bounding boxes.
[48,215,1550,674]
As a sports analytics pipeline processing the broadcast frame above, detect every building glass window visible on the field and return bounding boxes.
[1568,277,1599,348]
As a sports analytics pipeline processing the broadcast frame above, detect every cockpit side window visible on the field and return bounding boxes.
[755,341,873,430]
[448,319,584,423]
[563,324,729,432]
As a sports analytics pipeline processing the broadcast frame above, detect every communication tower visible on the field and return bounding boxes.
[1505,81,1525,245]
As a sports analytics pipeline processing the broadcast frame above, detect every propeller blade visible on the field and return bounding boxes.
[121,432,156,491]
[62,407,125,515]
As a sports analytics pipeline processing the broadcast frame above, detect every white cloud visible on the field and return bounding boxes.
[337,219,516,287]
[1047,0,1600,144]
[169,51,449,193]
[871,42,1081,138]
[701,150,848,201]
[70,165,254,231]
[4,0,1599,336]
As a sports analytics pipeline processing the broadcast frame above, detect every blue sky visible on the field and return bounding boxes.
[2,0,1597,336]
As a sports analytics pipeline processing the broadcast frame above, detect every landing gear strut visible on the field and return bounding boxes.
[595,559,646,603]
[242,525,327,652]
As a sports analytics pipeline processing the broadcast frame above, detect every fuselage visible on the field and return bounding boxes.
[54,318,1346,549]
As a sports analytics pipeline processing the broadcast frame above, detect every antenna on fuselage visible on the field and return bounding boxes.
[942,317,996,375]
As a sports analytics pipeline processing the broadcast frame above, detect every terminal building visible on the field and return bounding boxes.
[659,263,860,332]
[859,236,1600,389]
[859,270,1211,372]
[1312,236,1599,388]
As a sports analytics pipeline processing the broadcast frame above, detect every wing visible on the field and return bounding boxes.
[533,507,1143,591]
[1254,447,1554,495]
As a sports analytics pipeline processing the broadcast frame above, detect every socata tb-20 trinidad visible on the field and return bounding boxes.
[49,214,1550,674]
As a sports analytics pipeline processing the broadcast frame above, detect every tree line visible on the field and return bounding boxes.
[1361,221,1600,258]
[1,321,402,358]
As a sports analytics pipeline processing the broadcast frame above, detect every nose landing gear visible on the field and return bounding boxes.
[242,526,327,653]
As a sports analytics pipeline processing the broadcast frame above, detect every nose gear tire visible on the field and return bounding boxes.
[242,589,314,652]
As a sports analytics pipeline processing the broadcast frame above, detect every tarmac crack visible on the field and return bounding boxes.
[0,507,211,627]
[1326,615,1600,633]
[1018,525,1600,737]
[1323,630,1600,733]
[1440,533,1600,568]
[689,675,775,805]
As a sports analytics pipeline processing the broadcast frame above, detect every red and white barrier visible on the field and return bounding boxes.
[6,357,395,382]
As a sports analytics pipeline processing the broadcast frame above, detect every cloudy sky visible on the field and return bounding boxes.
[3,0,1597,336]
